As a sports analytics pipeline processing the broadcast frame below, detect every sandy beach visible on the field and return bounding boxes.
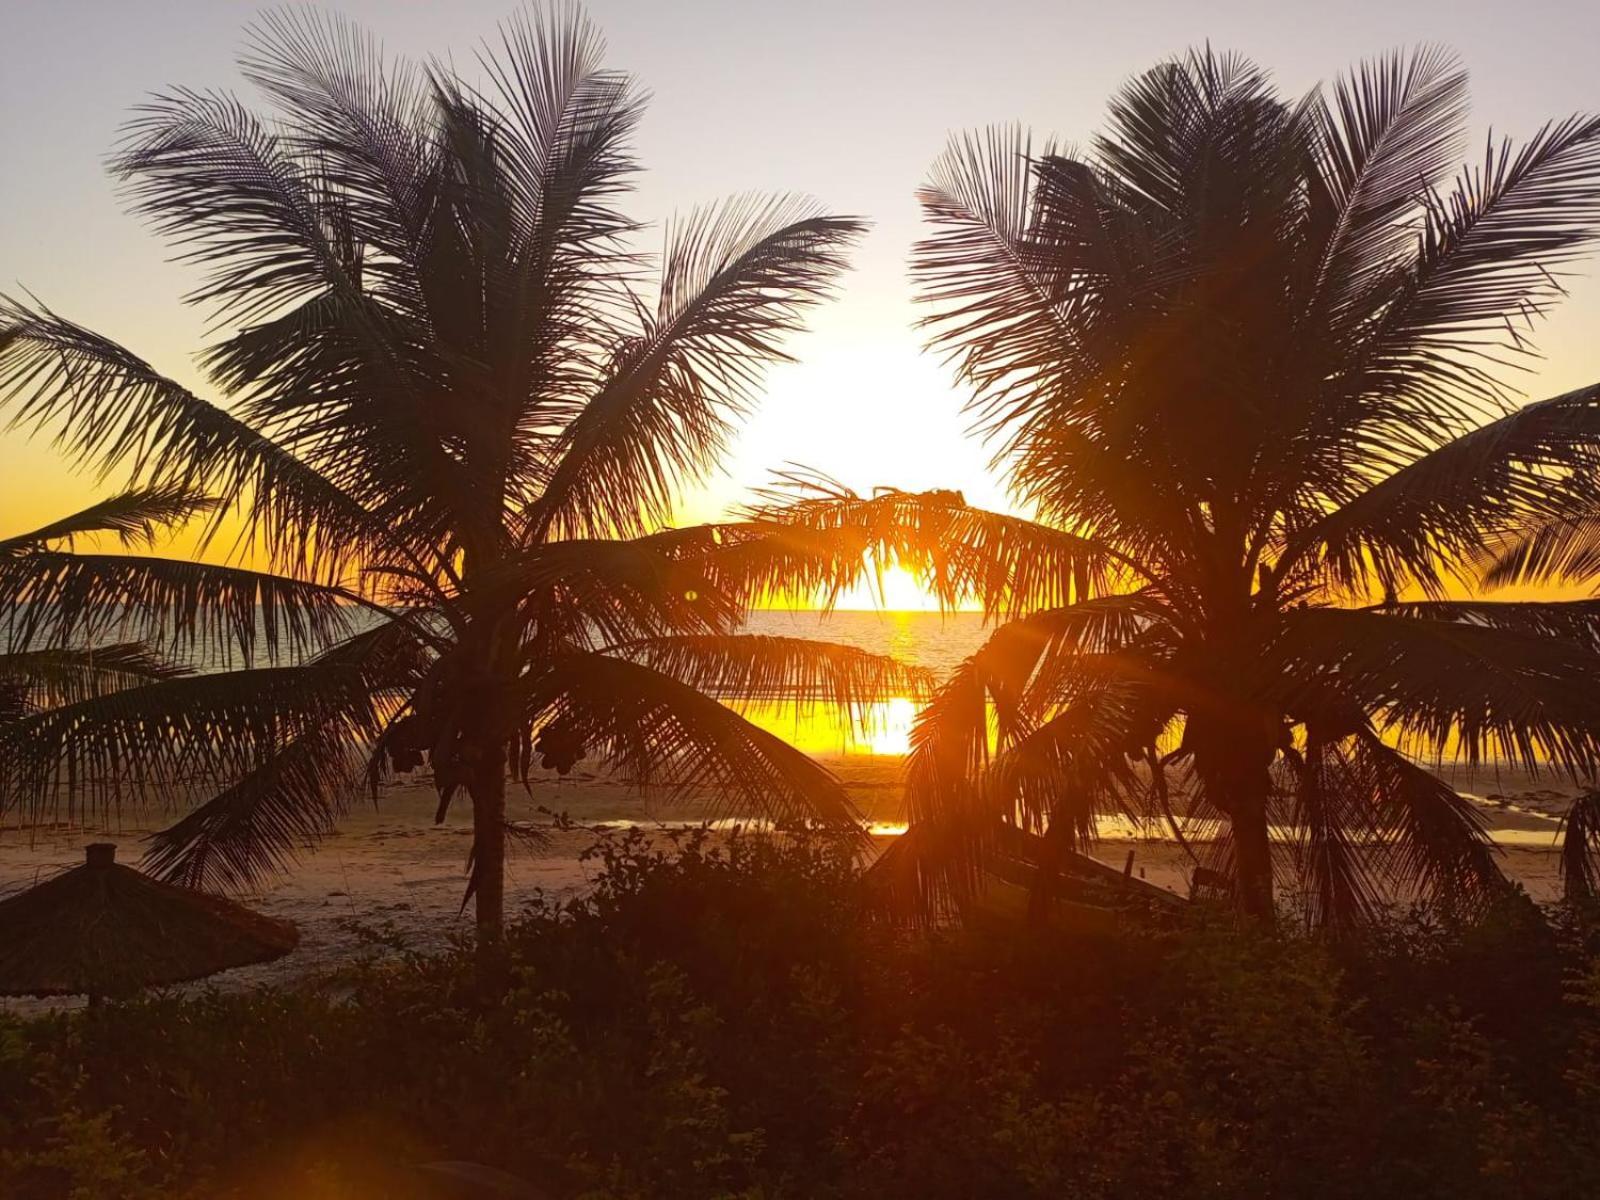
[1,754,1581,1016]
[0,755,901,1014]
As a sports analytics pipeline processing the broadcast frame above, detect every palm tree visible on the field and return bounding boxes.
[758,49,1600,926]
[0,6,929,964]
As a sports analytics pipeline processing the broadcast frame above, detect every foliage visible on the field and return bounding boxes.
[0,4,924,948]
[750,47,1600,922]
[6,833,1600,1198]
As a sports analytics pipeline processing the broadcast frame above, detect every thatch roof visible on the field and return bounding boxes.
[0,843,298,997]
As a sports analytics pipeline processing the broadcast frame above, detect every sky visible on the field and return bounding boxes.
[4,0,1600,556]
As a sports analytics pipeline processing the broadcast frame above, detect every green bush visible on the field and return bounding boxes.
[5,832,1600,1198]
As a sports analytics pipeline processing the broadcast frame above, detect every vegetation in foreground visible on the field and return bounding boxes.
[6,831,1600,1200]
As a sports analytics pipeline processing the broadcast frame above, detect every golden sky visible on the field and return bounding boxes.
[4,0,1600,596]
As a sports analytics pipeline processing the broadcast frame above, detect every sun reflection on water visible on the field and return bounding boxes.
[725,609,982,758]
[735,696,922,758]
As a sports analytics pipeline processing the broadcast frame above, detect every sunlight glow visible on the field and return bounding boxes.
[835,565,941,612]
[864,696,918,756]
[738,695,922,758]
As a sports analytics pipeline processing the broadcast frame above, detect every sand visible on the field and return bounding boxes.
[0,756,1581,1015]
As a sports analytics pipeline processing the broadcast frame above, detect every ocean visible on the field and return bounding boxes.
[741,609,987,674]
[728,611,986,756]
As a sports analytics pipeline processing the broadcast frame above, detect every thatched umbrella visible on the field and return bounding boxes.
[0,843,298,1000]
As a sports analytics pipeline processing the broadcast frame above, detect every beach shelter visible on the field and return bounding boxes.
[0,843,298,1000]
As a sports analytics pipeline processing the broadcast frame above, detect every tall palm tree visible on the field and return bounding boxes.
[758,49,1600,926]
[0,6,928,961]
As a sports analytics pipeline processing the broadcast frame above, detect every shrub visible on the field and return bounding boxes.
[5,832,1600,1198]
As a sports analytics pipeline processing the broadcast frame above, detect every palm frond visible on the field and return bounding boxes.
[894,617,1066,901]
[239,7,435,272]
[0,551,364,664]
[0,643,188,714]
[1358,113,1600,413]
[0,301,392,578]
[1284,382,1600,596]
[555,500,993,624]
[199,285,475,559]
[911,125,1082,426]
[864,822,968,923]
[509,536,739,650]
[111,84,355,327]
[913,604,1135,808]
[0,636,405,823]
[108,83,465,539]
[527,198,865,540]
[1354,732,1506,908]
[1287,739,1385,931]
[886,665,1166,919]
[477,1,643,270]
[1480,501,1600,588]
[1306,46,1469,311]
[0,486,215,553]
[526,652,857,830]
[1560,789,1600,902]
[1009,592,1176,712]
[406,7,648,521]
[1277,607,1600,771]
[624,516,893,613]
[748,476,1140,613]
[142,724,363,891]
[982,682,1158,845]
[1095,47,1291,218]
[607,634,935,724]
[1005,424,1195,590]
[903,649,1001,829]
[1364,598,1600,651]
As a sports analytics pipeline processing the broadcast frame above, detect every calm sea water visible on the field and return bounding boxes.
[732,611,987,755]
[741,609,986,674]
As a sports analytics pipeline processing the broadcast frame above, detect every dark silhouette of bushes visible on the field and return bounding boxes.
[5,831,1600,1198]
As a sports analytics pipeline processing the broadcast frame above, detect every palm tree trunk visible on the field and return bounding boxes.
[468,738,508,990]
[1230,792,1274,921]
[1192,719,1277,922]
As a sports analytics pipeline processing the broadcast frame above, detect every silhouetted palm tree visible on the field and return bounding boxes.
[762,48,1600,926]
[0,7,927,963]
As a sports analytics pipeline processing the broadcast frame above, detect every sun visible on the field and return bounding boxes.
[835,564,940,612]
[863,696,918,755]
